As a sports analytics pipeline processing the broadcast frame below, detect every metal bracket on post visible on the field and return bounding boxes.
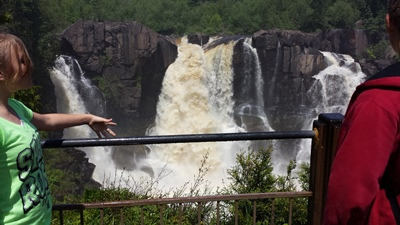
[308,113,344,225]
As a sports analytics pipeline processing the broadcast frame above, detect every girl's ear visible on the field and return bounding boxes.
[387,13,394,32]
[0,71,5,81]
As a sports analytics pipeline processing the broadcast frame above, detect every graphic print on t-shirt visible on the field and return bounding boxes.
[16,131,51,214]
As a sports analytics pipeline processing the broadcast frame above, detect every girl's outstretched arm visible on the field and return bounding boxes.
[31,112,117,138]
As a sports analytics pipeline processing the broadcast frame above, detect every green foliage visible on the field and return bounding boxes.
[297,163,310,191]
[12,85,42,112]
[226,147,275,194]
[0,11,13,24]
[32,0,388,35]
[94,75,124,99]
[359,3,386,37]
[273,160,309,225]
[99,53,112,66]
[43,148,101,204]
[363,40,391,60]
[223,0,265,34]
[284,0,314,30]
[325,0,360,29]
[220,147,309,225]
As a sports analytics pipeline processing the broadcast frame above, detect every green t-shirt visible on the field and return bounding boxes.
[0,98,52,225]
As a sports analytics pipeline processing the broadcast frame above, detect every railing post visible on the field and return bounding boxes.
[308,113,343,225]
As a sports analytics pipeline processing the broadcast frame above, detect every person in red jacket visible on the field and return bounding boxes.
[323,1,400,224]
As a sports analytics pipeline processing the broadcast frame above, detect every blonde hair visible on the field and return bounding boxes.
[0,33,33,83]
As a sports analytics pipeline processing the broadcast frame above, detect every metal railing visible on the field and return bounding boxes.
[42,130,316,148]
[43,113,344,225]
[52,192,313,225]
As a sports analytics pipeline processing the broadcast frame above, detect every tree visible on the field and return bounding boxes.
[222,147,309,224]
[226,147,275,194]
[273,160,309,225]
[325,0,360,29]
[223,147,276,224]
[302,0,333,31]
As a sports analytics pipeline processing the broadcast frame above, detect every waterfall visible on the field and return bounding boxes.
[312,51,365,113]
[146,38,249,190]
[234,38,270,132]
[50,55,115,183]
[50,43,366,192]
[294,51,366,168]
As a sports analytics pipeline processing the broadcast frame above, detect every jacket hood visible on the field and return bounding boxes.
[356,61,400,93]
[344,61,400,106]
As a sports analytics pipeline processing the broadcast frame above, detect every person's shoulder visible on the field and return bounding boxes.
[367,61,400,81]
[8,98,22,106]
[353,81,400,116]
[8,98,26,109]
[356,62,400,92]
[8,98,33,118]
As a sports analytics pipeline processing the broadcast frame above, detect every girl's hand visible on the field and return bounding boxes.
[88,116,117,138]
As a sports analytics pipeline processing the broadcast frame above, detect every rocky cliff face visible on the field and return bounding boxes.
[58,20,396,135]
[59,20,177,134]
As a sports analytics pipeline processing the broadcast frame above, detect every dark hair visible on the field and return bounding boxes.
[389,0,400,31]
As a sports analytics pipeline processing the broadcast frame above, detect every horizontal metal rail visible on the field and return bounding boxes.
[53,192,312,210]
[45,130,317,225]
[41,130,316,148]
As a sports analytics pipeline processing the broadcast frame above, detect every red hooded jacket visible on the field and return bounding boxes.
[323,62,400,225]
